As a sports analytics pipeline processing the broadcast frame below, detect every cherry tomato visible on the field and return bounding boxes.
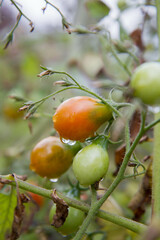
[53,96,112,142]
[72,143,109,186]
[49,204,85,236]
[131,62,160,105]
[3,100,24,121]
[30,136,81,179]
[28,191,44,207]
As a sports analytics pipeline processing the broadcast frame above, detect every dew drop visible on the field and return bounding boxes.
[61,138,76,145]
[148,106,160,114]
[50,178,58,183]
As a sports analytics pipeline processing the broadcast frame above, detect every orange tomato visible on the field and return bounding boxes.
[53,96,112,141]
[28,191,44,207]
[3,100,24,121]
[30,136,81,179]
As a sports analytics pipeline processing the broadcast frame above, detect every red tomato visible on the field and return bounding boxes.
[53,96,112,141]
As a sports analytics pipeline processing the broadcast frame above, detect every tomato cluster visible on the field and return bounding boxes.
[30,96,111,183]
[30,96,111,236]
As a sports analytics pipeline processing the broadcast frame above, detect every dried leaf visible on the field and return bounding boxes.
[130,109,141,140]
[0,178,13,184]
[128,161,152,221]
[113,143,126,176]
[51,189,68,228]
[7,175,30,240]
[8,194,30,240]
[28,121,33,134]
[130,29,145,51]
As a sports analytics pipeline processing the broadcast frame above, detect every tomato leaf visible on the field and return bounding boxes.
[51,189,68,228]
[0,186,17,240]
[86,0,110,21]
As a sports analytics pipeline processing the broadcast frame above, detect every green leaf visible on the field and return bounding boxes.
[86,0,110,21]
[0,186,17,240]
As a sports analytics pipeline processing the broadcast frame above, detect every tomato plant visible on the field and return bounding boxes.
[131,62,160,105]
[30,136,81,179]
[53,96,112,141]
[72,138,109,186]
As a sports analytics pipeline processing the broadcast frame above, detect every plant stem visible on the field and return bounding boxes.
[152,0,160,220]
[153,111,160,218]
[156,0,160,60]
[73,113,146,239]
[0,175,146,233]
[74,185,97,240]
[10,0,32,23]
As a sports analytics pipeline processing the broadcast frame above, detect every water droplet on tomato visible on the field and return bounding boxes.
[61,138,76,145]
[50,178,58,183]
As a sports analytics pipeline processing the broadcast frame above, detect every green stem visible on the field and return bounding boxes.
[32,83,120,116]
[10,0,32,22]
[73,113,146,239]
[74,185,97,240]
[156,0,160,60]
[152,0,160,220]
[153,111,160,218]
[110,43,132,77]
[0,175,146,234]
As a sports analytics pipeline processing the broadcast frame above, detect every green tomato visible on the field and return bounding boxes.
[49,204,85,236]
[131,62,160,105]
[72,144,109,187]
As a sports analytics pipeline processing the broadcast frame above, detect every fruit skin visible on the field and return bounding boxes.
[28,191,44,207]
[131,62,160,105]
[49,204,85,236]
[72,143,109,186]
[53,96,112,141]
[3,100,24,121]
[30,136,81,179]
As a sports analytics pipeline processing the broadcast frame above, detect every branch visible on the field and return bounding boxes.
[0,174,146,234]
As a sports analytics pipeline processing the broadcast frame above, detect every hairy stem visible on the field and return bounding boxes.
[0,175,146,233]
[152,0,160,220]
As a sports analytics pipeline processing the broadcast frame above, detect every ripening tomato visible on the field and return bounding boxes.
[3,99,24,121]
[28,191,44,207]
[49,204,85,236]
[131,62,160,105]
[72,142,109,186]
[30,136,81,179]
[53,96,112,142]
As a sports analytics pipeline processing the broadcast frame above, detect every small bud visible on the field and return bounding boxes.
[29,21,34,32]
[37,70,52,77]
[54,80,72,86]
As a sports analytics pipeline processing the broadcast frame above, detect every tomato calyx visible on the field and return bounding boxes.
[91,135,109,151]
[65,181,89,199]
[64,141,82,156]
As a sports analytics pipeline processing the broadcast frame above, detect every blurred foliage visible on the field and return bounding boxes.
[0,0,158,239]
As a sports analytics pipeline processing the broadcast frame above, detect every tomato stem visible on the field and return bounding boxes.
[0,174,146,234]
[153,111,160,219]
[152,0,160,221]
